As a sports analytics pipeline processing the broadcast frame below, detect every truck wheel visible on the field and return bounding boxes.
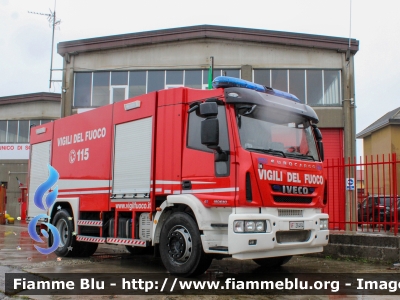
[52,209,79,257]
[253,256,292,268]
[159,212,213,277]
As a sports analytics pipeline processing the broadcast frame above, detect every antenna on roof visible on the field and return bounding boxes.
[28,0,61,89]
[346,0,352,61]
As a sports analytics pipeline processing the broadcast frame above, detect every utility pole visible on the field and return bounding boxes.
[28,0,61,89]
[344,0,357,231]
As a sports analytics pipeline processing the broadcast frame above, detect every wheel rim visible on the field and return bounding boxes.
[56,219,69,247]
[166,225,192,264]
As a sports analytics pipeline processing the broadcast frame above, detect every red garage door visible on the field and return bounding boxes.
[320,128,345,229]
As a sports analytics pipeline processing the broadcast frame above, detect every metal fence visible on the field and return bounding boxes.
[323,153,400,235]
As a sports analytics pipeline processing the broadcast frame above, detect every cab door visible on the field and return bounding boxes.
[181,103,236,207]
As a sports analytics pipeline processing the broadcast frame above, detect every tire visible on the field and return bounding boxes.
[159,212,213,277]
[51,209,98,257]
[125,245,146,255]
[52,209,79,257]
[253,256,292,268]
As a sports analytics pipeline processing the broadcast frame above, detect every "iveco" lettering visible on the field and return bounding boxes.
[282,185,309,194]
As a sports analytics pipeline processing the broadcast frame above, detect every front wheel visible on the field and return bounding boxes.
[52,209,78,257]
[159,212,213,277]
[52,209,98,257]
[253,256,292,268]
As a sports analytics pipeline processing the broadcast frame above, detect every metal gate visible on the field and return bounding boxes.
[324,153,399,235]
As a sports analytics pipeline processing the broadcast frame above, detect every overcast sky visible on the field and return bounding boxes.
[1,0,399,156]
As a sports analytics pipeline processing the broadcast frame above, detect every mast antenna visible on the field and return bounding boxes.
[28,0,61,89]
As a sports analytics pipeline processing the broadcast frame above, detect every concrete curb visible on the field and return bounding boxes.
[316,232,400,263]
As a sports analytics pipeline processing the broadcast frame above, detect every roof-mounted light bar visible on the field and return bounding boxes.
[212,76,300,103]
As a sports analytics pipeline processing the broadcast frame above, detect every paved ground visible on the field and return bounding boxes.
[1,221,400,299]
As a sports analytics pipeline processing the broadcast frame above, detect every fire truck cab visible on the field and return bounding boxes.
[28,77,329,277]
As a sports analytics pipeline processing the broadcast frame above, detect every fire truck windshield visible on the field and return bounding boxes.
[236,104,320,161]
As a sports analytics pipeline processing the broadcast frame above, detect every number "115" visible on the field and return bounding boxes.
[77,148,89,161]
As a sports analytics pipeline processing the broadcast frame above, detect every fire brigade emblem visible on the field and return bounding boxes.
[27,165,60,255]
[69,149,76,164]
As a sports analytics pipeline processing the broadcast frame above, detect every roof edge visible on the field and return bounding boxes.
[57,24,359,56]
[357,107,400,139]
[0,92,61,105]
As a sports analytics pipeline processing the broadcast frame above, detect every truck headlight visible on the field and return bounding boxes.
[320,219,328,230]
[245,221,255,232]
[234,221,244,232]
[234,220,266,233]
[256,221,265,232]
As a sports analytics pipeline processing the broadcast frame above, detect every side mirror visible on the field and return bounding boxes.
[313,127,322,141]
[312,125,324,161]
[317,140,324,162]
[201,118,228,162]
[199,102,218,117]
[201,118,219,148]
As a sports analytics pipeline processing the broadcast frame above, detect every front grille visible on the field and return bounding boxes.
[278,209,303,217]
[274,196,312,204]
[276,230,311,243]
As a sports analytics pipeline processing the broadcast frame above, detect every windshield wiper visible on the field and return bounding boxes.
[285,153,316,161]
[246,148,286,158]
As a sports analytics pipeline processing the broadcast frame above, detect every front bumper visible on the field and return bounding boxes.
[227,208,329,260]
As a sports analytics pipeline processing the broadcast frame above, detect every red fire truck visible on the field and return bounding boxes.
[28,77,329,277]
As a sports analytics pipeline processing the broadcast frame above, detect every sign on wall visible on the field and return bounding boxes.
[0,144,30,160]
[346,178,355,191]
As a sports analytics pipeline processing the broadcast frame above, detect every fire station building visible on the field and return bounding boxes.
[57,25,358,165]
[0,92,60,218]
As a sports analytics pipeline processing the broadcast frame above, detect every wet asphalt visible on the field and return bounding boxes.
[1,221,400,300]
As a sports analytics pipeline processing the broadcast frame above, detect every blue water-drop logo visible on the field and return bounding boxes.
[28,165,61,255]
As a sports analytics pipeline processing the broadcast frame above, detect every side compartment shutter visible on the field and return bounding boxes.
[113,117,152,195]
[28,141,51,219]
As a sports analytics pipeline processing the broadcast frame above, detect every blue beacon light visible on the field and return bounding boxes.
[212,76,300,103]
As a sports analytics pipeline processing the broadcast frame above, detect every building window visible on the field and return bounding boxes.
[7,121,18,143]
[73,69,241,108]
[289,70,306,103]
[111,71,128,85]
[147,71,165,93]
[254,70,271,87]
[166,70,183,86]
[307,70,323,105]
[271,70,288,92]
[185,70,202,89]
[18,120,30,143]
[324,70,341,105]
[93,72,110,106]
[0,120,6,143]
[129,71,147,97]
[253,69,341,106]
[111,71,129,103]
[74,72,92,107]
[0,120,54,143]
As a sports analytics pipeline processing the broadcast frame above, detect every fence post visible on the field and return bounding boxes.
[392,153,398,235]
[345,156,356,231]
